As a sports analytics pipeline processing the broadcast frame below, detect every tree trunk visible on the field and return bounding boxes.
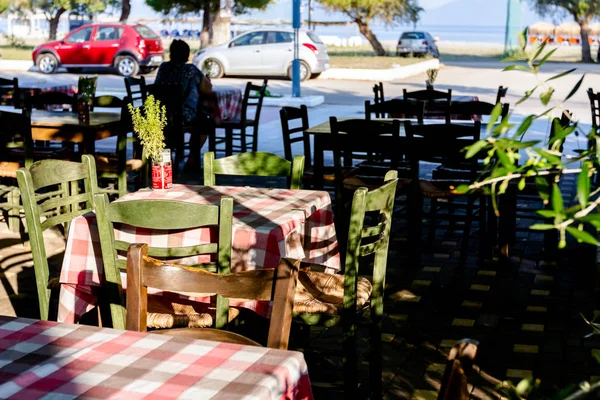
[355,19,386,56]
[577,18,594,63]
[119,0,131,23]
[48,8,65,40]
[201,1,211,48]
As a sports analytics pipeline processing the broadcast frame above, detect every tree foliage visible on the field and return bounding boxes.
[318,0,422,56]
[30,0,106,39]
[462,30,599,249]
[528,0,600,63]
[146,0,269,16]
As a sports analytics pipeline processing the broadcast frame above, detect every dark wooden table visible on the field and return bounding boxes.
[1,107,121,153]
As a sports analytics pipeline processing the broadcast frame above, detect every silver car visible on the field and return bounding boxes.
[396,31,439,58]
[192,28,330,81]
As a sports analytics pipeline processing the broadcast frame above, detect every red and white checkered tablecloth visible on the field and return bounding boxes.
[58,185,340,324]
[204,88,243,124]
[0,316,314,400]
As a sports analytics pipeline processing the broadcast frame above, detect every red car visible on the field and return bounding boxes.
[33,23,164,77]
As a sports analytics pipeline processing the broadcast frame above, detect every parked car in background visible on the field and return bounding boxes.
[396,31,439,58]
[33,23,164,76]
[192,28,330,81]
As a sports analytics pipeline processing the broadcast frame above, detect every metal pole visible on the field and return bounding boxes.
[292,0,301,98]
[308,0,312,31]
[504,0,522,56]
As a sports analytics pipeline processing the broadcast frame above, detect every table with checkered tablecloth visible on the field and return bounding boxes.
[0,316,314,399]
[0,82,78,108]
[203,88,243,124]
[58,185,340,324]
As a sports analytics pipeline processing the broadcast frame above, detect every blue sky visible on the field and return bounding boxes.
[127,0,561,27]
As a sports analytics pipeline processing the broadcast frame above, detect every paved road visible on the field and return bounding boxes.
[2,58,598,122]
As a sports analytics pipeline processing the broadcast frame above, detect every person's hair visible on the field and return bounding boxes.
[170,39,190,63]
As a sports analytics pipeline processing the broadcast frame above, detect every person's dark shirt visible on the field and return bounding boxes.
[155,61,205,124]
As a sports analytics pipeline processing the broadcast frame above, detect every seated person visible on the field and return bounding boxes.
[155,39,213,168]
[155,39,213,125]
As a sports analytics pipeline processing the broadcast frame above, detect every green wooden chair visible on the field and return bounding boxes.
[93,96,148,198]
[93,193,234,331]
[203,151,305,190]
[292,170,399,399]
[16,155,99,320]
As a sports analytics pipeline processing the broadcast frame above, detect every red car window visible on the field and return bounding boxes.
[67,27,93,43]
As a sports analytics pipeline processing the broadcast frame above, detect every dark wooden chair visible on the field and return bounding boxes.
[93,193,234,330]
[0,77,20,108]
[203,151,304,189]
[126,243,300,349]
[329,118,409,244]
[124,76,147,107]
[495,85,508,105]
[0,109,34,234]
[364,99,425,121]
[16,156,99,320]
[293,173,399,398]
[438,339,479,400]
[405,121,484,265]
[93,96,148,197]
[373,81,384,105]
[404,88,452,121]
[212,80,268,156]
[280,105,356,189]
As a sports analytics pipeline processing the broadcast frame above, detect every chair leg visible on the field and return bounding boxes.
[460,196,475,265]
[343,318,359,397]
[369,320,383,400]
[252,125,259,152]
[478,195,487,263]
[240,127,247,153]
[427,198,437,247]
[225,128,233,156]
[118,171,128,198]
[8,189,20,233]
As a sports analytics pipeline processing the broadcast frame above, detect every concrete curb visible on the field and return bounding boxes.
[318,58,440,81]
[0,60,34,71]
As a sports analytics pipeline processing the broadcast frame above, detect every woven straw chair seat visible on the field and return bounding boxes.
[146,295,240,329]
[95,155,144,172]
[293,271,372,315]
[420,180,468,199]
[0,162,20,178]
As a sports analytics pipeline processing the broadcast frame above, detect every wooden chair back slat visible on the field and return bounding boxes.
[28,159,91,190]
[588,88,600,128]
[126,244,300,349]
[16,155,98,321]
[105,199,220,229]
[115,240,217,258]
[364,99,425,121]
[280,105,311,167]
[403,88,452,102]
[93,193,234,330]
[241,80,268,125]
[204,151,305,190]
[125,76,147,105]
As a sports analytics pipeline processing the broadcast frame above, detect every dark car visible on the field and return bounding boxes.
[33,23,165,76]
[396,31,439,58]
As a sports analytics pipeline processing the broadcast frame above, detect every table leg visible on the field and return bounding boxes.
[313,136,325,190]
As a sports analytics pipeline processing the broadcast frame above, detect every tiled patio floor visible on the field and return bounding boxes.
[1,105,598,399]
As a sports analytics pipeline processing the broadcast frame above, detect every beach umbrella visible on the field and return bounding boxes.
[555,22,580,36]
[589,23,600,36]
[529,22,555,36]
